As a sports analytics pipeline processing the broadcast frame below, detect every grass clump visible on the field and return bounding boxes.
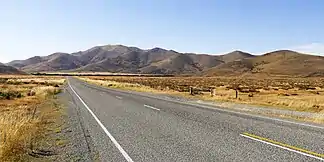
[0,111,42,160]
[0,75,65,161]
[0,91,23,100]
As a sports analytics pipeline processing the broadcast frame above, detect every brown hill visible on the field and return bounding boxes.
[7,45,324,76]
[8,56,43,68]
[219,50,255,62]
[77,48,223,74]
[0,64,25,74]
[9,45,225,74]
[140,53,224,74]
[205,50,324,76]
[72,45,141,63]
[20,53,84,72]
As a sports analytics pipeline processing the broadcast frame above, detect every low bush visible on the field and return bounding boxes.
[0,91,23,100]
[0,78,8,83]
[27,90,36,96]
[6,81,23,85]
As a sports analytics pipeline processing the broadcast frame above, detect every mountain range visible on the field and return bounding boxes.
[5,44,324,76]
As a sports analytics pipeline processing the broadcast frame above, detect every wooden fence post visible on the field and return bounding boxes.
[210,88,216,97]
[190,87,194,95]
[235,89,238,99]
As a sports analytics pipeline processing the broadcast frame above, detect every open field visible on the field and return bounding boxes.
[79,76,324,123]
[0,75,65,161]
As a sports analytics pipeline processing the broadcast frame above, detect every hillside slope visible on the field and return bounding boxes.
[0,64,25,74]
[20,53,84,72]
[8,45,225,74]
[219,51,255,62]
[7,45,324,76]
[205,50,324,76]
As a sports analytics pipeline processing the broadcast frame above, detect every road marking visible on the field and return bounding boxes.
[116,96,122,99]
[144,104,160,111]
[68,81,134,162]
[194,102,324,130]
[240,132,324,161]
[79,78,324,130]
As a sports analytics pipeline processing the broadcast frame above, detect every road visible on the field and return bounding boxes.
[65,77,324,161]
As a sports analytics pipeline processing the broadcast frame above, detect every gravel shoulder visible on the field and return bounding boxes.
[33,86,99,162]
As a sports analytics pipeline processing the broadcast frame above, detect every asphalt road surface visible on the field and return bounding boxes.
[65,77,324,162]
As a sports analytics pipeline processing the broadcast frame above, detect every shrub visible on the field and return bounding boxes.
[0,78,8,83]
[278,93,290,96]
[6,81,22,85]
[27,90,36,96]
[306,87,316,90]
[0,91,23,100]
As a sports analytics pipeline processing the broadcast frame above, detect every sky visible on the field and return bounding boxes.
[1,0,324,63]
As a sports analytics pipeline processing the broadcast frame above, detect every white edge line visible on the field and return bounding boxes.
[183,102,324,130]
[68,80,134,162]
[75,78,324,130]
[240,134,324,161]
[116,96,122,99]
[144,104,160,111]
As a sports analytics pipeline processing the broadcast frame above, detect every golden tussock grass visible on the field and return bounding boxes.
[0,111,42,160]
[0,75,64,161]
[198,86,324,112]
[80,78,164,93]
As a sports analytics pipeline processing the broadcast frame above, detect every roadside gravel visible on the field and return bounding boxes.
[48,86,98,161]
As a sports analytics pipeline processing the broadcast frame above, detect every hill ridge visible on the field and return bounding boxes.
[0,64,25,74]
[6,45,324,76]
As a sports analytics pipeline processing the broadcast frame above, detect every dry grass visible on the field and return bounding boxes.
[80,76,324,123]
[0,75,64,79]
[198,86,324,112]
[312,110,324,123]
[0,111,41,159]
[80,78,166,93]
[8,78,65,85]
[0,75,64,161]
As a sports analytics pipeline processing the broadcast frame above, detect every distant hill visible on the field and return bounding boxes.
[204,50,324,76]
[219,50,255,63]
[8,45,227,74]
[7,45,324,76]
[0,63,24,74]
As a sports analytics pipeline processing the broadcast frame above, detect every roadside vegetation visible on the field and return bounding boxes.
[79,76,324,123]
[0,75,65,161]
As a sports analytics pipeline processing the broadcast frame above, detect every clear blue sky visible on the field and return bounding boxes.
[1,0,324,62]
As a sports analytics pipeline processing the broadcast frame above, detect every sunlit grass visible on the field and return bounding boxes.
[0,75,64,161]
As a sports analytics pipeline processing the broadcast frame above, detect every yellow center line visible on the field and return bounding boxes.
[241,132,324,159]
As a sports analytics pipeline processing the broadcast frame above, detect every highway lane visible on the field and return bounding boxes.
[66,77,324,161]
